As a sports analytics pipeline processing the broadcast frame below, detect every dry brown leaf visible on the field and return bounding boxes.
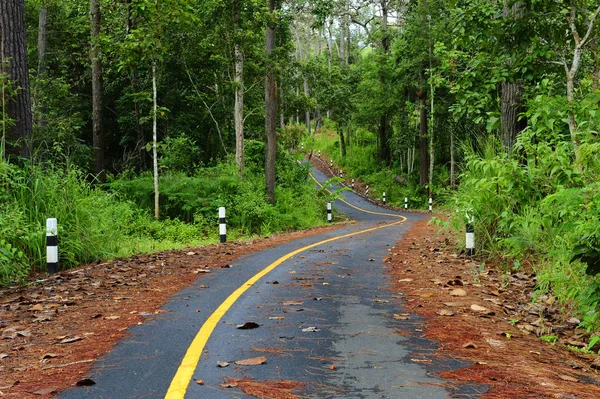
[195,379,205,385]
[33,388,58,395]
[463,341,478,349]
[282,301,303,306]
[235,356,267,366]
[217,361,230,368]
[558,375,579,383]
[450,288,467,297]
[236,322,260,330]
[59,336,84,344]
[437,309,455,316]
[398,278,413,282]
[104,315,121,320]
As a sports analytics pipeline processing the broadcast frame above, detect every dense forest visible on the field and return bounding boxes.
[2,0,600,334]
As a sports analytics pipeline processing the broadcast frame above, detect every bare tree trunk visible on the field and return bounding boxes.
[234,0,244,176]
[418,90,427,185]
[152,59,159,219]
[339,15,345,63]
[500,0,523,149]
[303,76,310,137]
[0,0,32,158]
[450,124,455,189]
[265,0,277,205]
[591,38,600,90]
[90,0,105,181]
[36,0,48,127]
[565,5,600,159]
[339,125,346,157]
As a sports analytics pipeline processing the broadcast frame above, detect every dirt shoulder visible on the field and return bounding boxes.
[0,226,342,398]
[389,220,600,399]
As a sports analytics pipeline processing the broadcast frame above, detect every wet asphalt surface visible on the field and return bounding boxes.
[62,167,484,399]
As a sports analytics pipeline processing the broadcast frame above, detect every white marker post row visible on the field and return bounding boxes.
[46,218,58,274]
[219,207,227,243]
[327,202,332,223]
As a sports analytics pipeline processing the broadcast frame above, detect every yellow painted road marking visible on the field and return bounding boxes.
[165,172,407,399]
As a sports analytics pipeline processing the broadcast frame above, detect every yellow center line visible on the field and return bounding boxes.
[165,172,407,399]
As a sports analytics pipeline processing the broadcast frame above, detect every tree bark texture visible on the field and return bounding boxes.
[265,0,277,205]
[418,91,428,186]
[500,0,524,149]
[90,0,105,181]
[0,0,32,158]
[36,1,48,127]
[303,76,310,137]
[152,60,159,220]
[234,0,244,176]
[339,126,346,158]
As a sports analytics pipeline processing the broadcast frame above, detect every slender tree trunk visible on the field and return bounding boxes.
[500,0,523,149]
[378,0,390,163]
[234,1,244,177]
[90,0,105,181]
[152,59,159,220]
[36,0,48,127]
[265,0,277,205]
[450,124,455,189]
[339,15,345,63]
[339,125,346,157]
[279,86,285,129]
[303,76,310,137]
[418,91,427,185]
[0,0,32,158]
[591,38,600,90]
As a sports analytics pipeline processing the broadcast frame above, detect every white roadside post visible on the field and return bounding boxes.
[383,192,386,204]
[351,179,355,189]
[318,150,321,158]
[429,198,433,212]
[46,218,58,274]
[339,170,343,179]
[404,197,408,209]
[365,185,369,196]
[330,159,333,168]
[466,214,475,257]
[219,207,227,243]
[327,202,332,223]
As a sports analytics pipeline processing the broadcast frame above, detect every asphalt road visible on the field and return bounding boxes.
[61,166,482,399]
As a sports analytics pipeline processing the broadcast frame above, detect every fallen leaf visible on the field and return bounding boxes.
[302,326,320,332]
[450,289,467,297]
[186,252,196,256]
[269,316,285,320]
[236,322,260,330]
[591,358,600,370]
[463,341,478,349]
[59,336,84,344]
[0,353,8,359]
[75,378,96,387]
[221,382,238,388]
[329,365,337,370]
[471,304,492,314]
[566,317,581,326]
[484,338,505,348]
[193,269,211,274]
[33,388,58,395]
[39,353,59,362]
[398,278,413,282]
[419,292,434,298]
[443,302,460,307]
[393,314,410,320]
[437,310,455,316]
[195,379,205,385]
[373,299,389,304]
[282,301,303,306]
[30,304,44,311]
[558,375,578,383]
[104,315,121,320]
[217,361,230,368]
[235,356,267,366]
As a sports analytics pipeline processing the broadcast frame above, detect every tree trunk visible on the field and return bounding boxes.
[378,115,389,162]
[234,0,244,177]
[265,0,277,205]
[0,0,33,159]
[345,125,350,149]
[339,14,345,63]
[339,125,346,158]
[36,0,48,127]
[500,0,523,149]
[152,59,159,220]
[450,124,455,189]
[303,76,310,137]
[418,91,427,186]
[90,0,105,181]
[591,38,600,90]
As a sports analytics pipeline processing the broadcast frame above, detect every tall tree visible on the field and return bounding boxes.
[0,0,32,159]
[234,0,245,176]
[90,0,105,181]
[265,0,277,204]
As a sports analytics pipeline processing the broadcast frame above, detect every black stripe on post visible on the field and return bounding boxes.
[46,235,57,247]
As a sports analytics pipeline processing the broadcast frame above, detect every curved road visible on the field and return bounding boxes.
[62,166,482,399]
